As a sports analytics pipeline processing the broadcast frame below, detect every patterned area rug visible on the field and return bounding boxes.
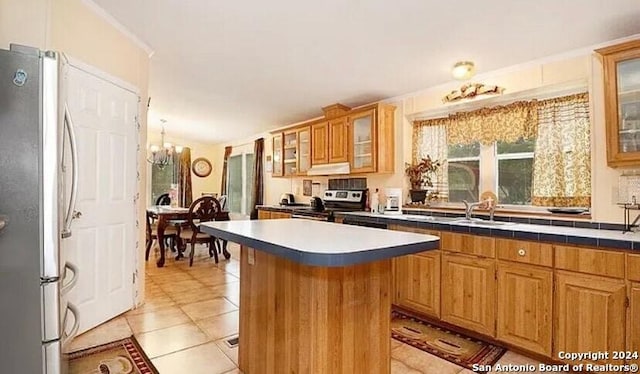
[391,309,505,372]
[68,337,158,374]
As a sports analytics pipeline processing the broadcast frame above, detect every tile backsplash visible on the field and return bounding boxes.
[328,177,367,190]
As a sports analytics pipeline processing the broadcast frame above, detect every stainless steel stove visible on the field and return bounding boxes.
[291,189,368,222]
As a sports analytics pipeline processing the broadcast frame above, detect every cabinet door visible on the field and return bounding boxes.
[258,210,272,220]
[349,109,376,173]
[630,283,640,367]
[272,134,283,176]
[441,254,496,336]
[497,262,552,356]
[394,252,441,318]
[283,131,298,176]
[311,122,328,165]
[297,127,310,174]
[595,39,640,167]
[328,117,348,163]
[270,212,291,219]
[555,271,626,365]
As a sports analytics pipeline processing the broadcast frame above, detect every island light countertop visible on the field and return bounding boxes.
[199,219,439,267]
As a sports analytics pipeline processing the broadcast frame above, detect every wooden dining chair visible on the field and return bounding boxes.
[155,193,171,206]
[180,196,223,266]
[145,210,178,261]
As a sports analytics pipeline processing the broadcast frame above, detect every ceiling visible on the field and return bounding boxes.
[92,0,640,144]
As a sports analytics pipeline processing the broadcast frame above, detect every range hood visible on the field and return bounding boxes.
[306,162,351,176]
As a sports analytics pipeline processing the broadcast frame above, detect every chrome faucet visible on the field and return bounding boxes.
[462,200,483,220]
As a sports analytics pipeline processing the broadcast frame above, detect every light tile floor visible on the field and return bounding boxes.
[69,242,548,374]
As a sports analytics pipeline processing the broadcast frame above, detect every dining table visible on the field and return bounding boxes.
[146,205,231,267]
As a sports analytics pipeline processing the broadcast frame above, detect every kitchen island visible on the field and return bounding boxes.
[200,219,439,374]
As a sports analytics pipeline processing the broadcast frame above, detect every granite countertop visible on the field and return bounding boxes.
[199,219,439,266]
[336,212,640,251]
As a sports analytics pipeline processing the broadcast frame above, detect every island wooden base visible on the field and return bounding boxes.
[238,246,392,374]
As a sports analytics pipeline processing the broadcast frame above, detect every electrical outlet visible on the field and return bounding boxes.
[248,248,255,265]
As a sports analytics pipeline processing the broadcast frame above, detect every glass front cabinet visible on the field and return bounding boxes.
[283,130,298,176]
[272,133,283,176]
[297,126,311,174]
[597,39,640,167]
[349,109,377,173]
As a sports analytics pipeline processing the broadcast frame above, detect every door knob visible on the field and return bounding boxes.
[72,211,82,219]
[0,215,7,233]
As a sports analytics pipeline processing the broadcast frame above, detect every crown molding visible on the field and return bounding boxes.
[81,0,155,57]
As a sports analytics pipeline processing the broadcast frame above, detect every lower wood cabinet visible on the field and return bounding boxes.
[394,251,441,318]
[497,262,552,356]
[271,212,292,219]
[257,210,292,220]
[631,283,640,366]
[441,253,496,337]
[555,271,627,365]
[258,210,271,220]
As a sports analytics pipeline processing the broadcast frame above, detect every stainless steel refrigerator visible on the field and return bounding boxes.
[0,44,80,374]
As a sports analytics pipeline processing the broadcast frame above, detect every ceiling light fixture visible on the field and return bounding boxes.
[451,61,476,80]
[147,119,182,169]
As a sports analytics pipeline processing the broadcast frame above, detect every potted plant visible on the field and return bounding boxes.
[405,155,442,204]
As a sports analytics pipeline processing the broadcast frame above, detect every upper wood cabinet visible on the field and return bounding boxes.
[273,102,395,176]
[596,39,640,167]
[283,130,298,176]
[297,127,311,174]
[328,116,349,163]
[311,121,329,165]
[272,133,283,176]
[280,126,311,177]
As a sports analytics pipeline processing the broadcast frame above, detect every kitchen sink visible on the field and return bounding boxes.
[451,219,517,226]
[400,214,462,223]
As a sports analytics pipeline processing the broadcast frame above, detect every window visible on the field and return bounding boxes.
[227,152,254,215]
[496,139,535,205]
[414,93,591,208]
[150,158,177,205]
[447,143,480,202]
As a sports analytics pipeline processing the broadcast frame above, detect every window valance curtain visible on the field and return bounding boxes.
[531,92,591,207]
[447,101,538,145]
[412,118,449,201]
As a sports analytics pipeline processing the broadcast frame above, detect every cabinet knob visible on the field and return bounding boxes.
[517,249,526,256]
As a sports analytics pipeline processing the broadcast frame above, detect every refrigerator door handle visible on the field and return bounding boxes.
[60,262,78,296]
[62,104,79,239]
[62,302,80,347]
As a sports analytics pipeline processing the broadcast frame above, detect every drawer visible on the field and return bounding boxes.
[441,232,495,258]
[496,238,553,267]
[389,224,440,256]
[629,254,640,282]
[555,245,625,279]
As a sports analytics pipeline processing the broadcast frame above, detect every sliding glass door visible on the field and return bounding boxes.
[227,152,254,216]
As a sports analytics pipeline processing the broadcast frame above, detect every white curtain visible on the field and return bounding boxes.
[413,118,449,201]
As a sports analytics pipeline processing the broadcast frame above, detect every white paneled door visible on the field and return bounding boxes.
[64,63,138,334]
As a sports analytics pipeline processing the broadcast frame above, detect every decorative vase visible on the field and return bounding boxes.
[409,189,428,204]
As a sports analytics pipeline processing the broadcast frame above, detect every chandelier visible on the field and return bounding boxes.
[147,120,183,169]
